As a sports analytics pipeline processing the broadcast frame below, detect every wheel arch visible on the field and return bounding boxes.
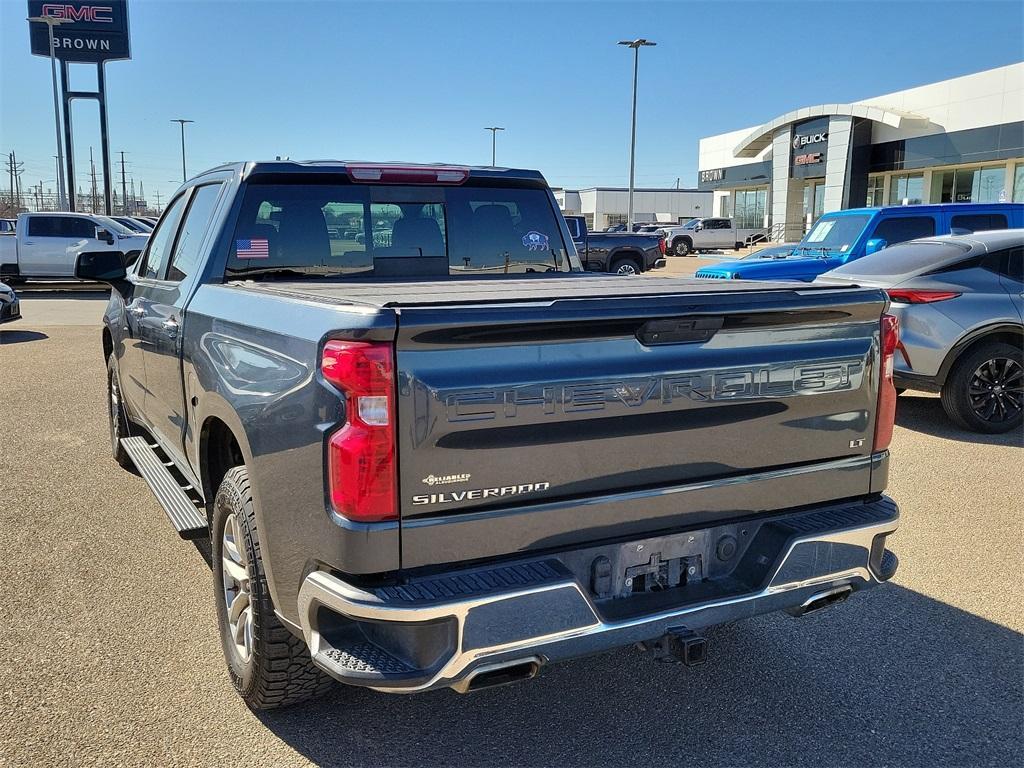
[608,248,643,272]
[937,323,1024,386]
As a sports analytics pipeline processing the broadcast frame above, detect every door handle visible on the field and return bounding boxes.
[161,319,179,339]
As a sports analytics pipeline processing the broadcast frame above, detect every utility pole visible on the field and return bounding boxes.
[89,147,99,213]
[6,152,13,209]
[617,38,656,229]
[484,126,505,166]
[154,190,162,212]
[130,177,136,213]
[118,151,129,215]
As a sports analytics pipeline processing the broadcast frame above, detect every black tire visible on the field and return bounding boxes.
[107,354,135,470]
[610,257,640,276]
[734,242,743,251]
[673,238,691,257]
[212,466,333,709]
[940,341,1023,434]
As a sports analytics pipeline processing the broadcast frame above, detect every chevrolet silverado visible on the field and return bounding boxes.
[79,160,900,709]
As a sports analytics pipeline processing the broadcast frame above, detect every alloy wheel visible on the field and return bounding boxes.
[221,513,254,663]
[968,357,1023,424]
[616,263,638,276]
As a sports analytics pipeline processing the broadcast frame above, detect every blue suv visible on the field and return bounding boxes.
[695,203,1024,282]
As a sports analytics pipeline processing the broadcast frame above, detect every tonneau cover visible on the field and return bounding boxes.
[231,275,845,309]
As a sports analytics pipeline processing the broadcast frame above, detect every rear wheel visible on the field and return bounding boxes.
[940,341,1023,434]
[212,466,333,709]
[611,258,640,276]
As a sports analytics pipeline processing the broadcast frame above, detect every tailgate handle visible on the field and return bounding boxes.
[637,316,724,345]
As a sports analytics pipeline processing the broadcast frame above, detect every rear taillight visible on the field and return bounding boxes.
[873,314,899,452]
[322,340,397,522]
[658,237,666,255]
[345,164,469,185]
[886,289,960,304]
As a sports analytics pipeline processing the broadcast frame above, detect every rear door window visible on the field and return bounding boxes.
[950,213,1009,233]
[167,184,223,282]
[870,216,936,245]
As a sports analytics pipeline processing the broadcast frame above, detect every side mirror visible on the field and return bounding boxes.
[694,223,703,231]
[75,250,127,284]
[865,238,887,256]
[96,228,116,245]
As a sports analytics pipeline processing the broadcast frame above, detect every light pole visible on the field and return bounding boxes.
[618,38,655,229]
[484,126,504,166]
[28,15,71,211]
[171,119,194,182]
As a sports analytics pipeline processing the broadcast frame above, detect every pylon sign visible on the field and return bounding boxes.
[28,1,131,63]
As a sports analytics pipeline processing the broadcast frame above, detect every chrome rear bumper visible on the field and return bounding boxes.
[297,498,898,693]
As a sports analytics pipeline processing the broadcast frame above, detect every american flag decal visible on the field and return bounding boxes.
[236,238,269,258]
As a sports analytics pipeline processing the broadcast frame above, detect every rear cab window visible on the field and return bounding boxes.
[225,179,571,280]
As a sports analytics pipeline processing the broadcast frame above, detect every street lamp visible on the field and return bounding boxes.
[618,38,656,229]
[484,126,505,166]
[28,15,71,211]
[171,119,194,182]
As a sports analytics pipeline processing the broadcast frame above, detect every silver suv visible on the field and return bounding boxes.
[816,230,1023,434]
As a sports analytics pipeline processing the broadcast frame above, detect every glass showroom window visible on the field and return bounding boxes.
[888,173,924,205]
[733,188,766,228]
[1015,165,1024,202]
[932,165,1007,203]
[866,176,884,207]
[605,213,627,228]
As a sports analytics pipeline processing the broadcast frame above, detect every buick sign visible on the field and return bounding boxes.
[793,131,828,149]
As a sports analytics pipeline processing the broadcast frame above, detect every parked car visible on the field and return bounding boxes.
[563,214,666,274]
[663,217,768,256]
[0,212,149,281]
[0,280,20,324]
[111,216,153,234]
[79,159,900,708]
[696,203,1024,281]
[0,218,16,234]
[816,230,1023,433]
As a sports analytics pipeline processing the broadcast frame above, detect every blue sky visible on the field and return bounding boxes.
[2,0,1022,208]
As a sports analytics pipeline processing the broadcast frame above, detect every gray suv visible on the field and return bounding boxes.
[817,230,1023,434]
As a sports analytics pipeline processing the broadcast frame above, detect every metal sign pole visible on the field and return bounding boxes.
[59,60,76,212]
[97,62,113,214]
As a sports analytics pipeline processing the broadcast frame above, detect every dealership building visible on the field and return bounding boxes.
[553,187,712,231]
[697,63,1024,241]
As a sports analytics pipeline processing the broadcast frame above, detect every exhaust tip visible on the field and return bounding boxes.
[787,585,853,617]
[458,658,541,693]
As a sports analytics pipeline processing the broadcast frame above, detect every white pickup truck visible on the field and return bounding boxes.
[658,217,768,257]
[0,211,149,282]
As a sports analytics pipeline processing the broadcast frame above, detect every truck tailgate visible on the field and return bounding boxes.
[392,282,887,568]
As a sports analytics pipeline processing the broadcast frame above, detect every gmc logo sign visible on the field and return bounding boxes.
[40,3,113,22]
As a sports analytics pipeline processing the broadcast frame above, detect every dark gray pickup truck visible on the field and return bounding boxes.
[563,214,666,275]
[79,161,900,709]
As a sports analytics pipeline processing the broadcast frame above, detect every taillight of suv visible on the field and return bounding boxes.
[873,314,900,452]
[658,237,667,256]
[321,340,397,522]
[886,289,961,304]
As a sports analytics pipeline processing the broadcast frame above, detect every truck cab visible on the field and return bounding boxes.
[695,203,1024,282]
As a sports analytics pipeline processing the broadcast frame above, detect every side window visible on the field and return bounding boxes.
[27,216,62,237]
[167,184,222,282]
[871,216,936,245]
[983,246,1024,282]
[950,213,1008,233]
[139,193,189,280]
[65,217,97,238]
[565,217,582,239]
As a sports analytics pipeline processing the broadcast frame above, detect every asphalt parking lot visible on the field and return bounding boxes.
[2,278,1022,767]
